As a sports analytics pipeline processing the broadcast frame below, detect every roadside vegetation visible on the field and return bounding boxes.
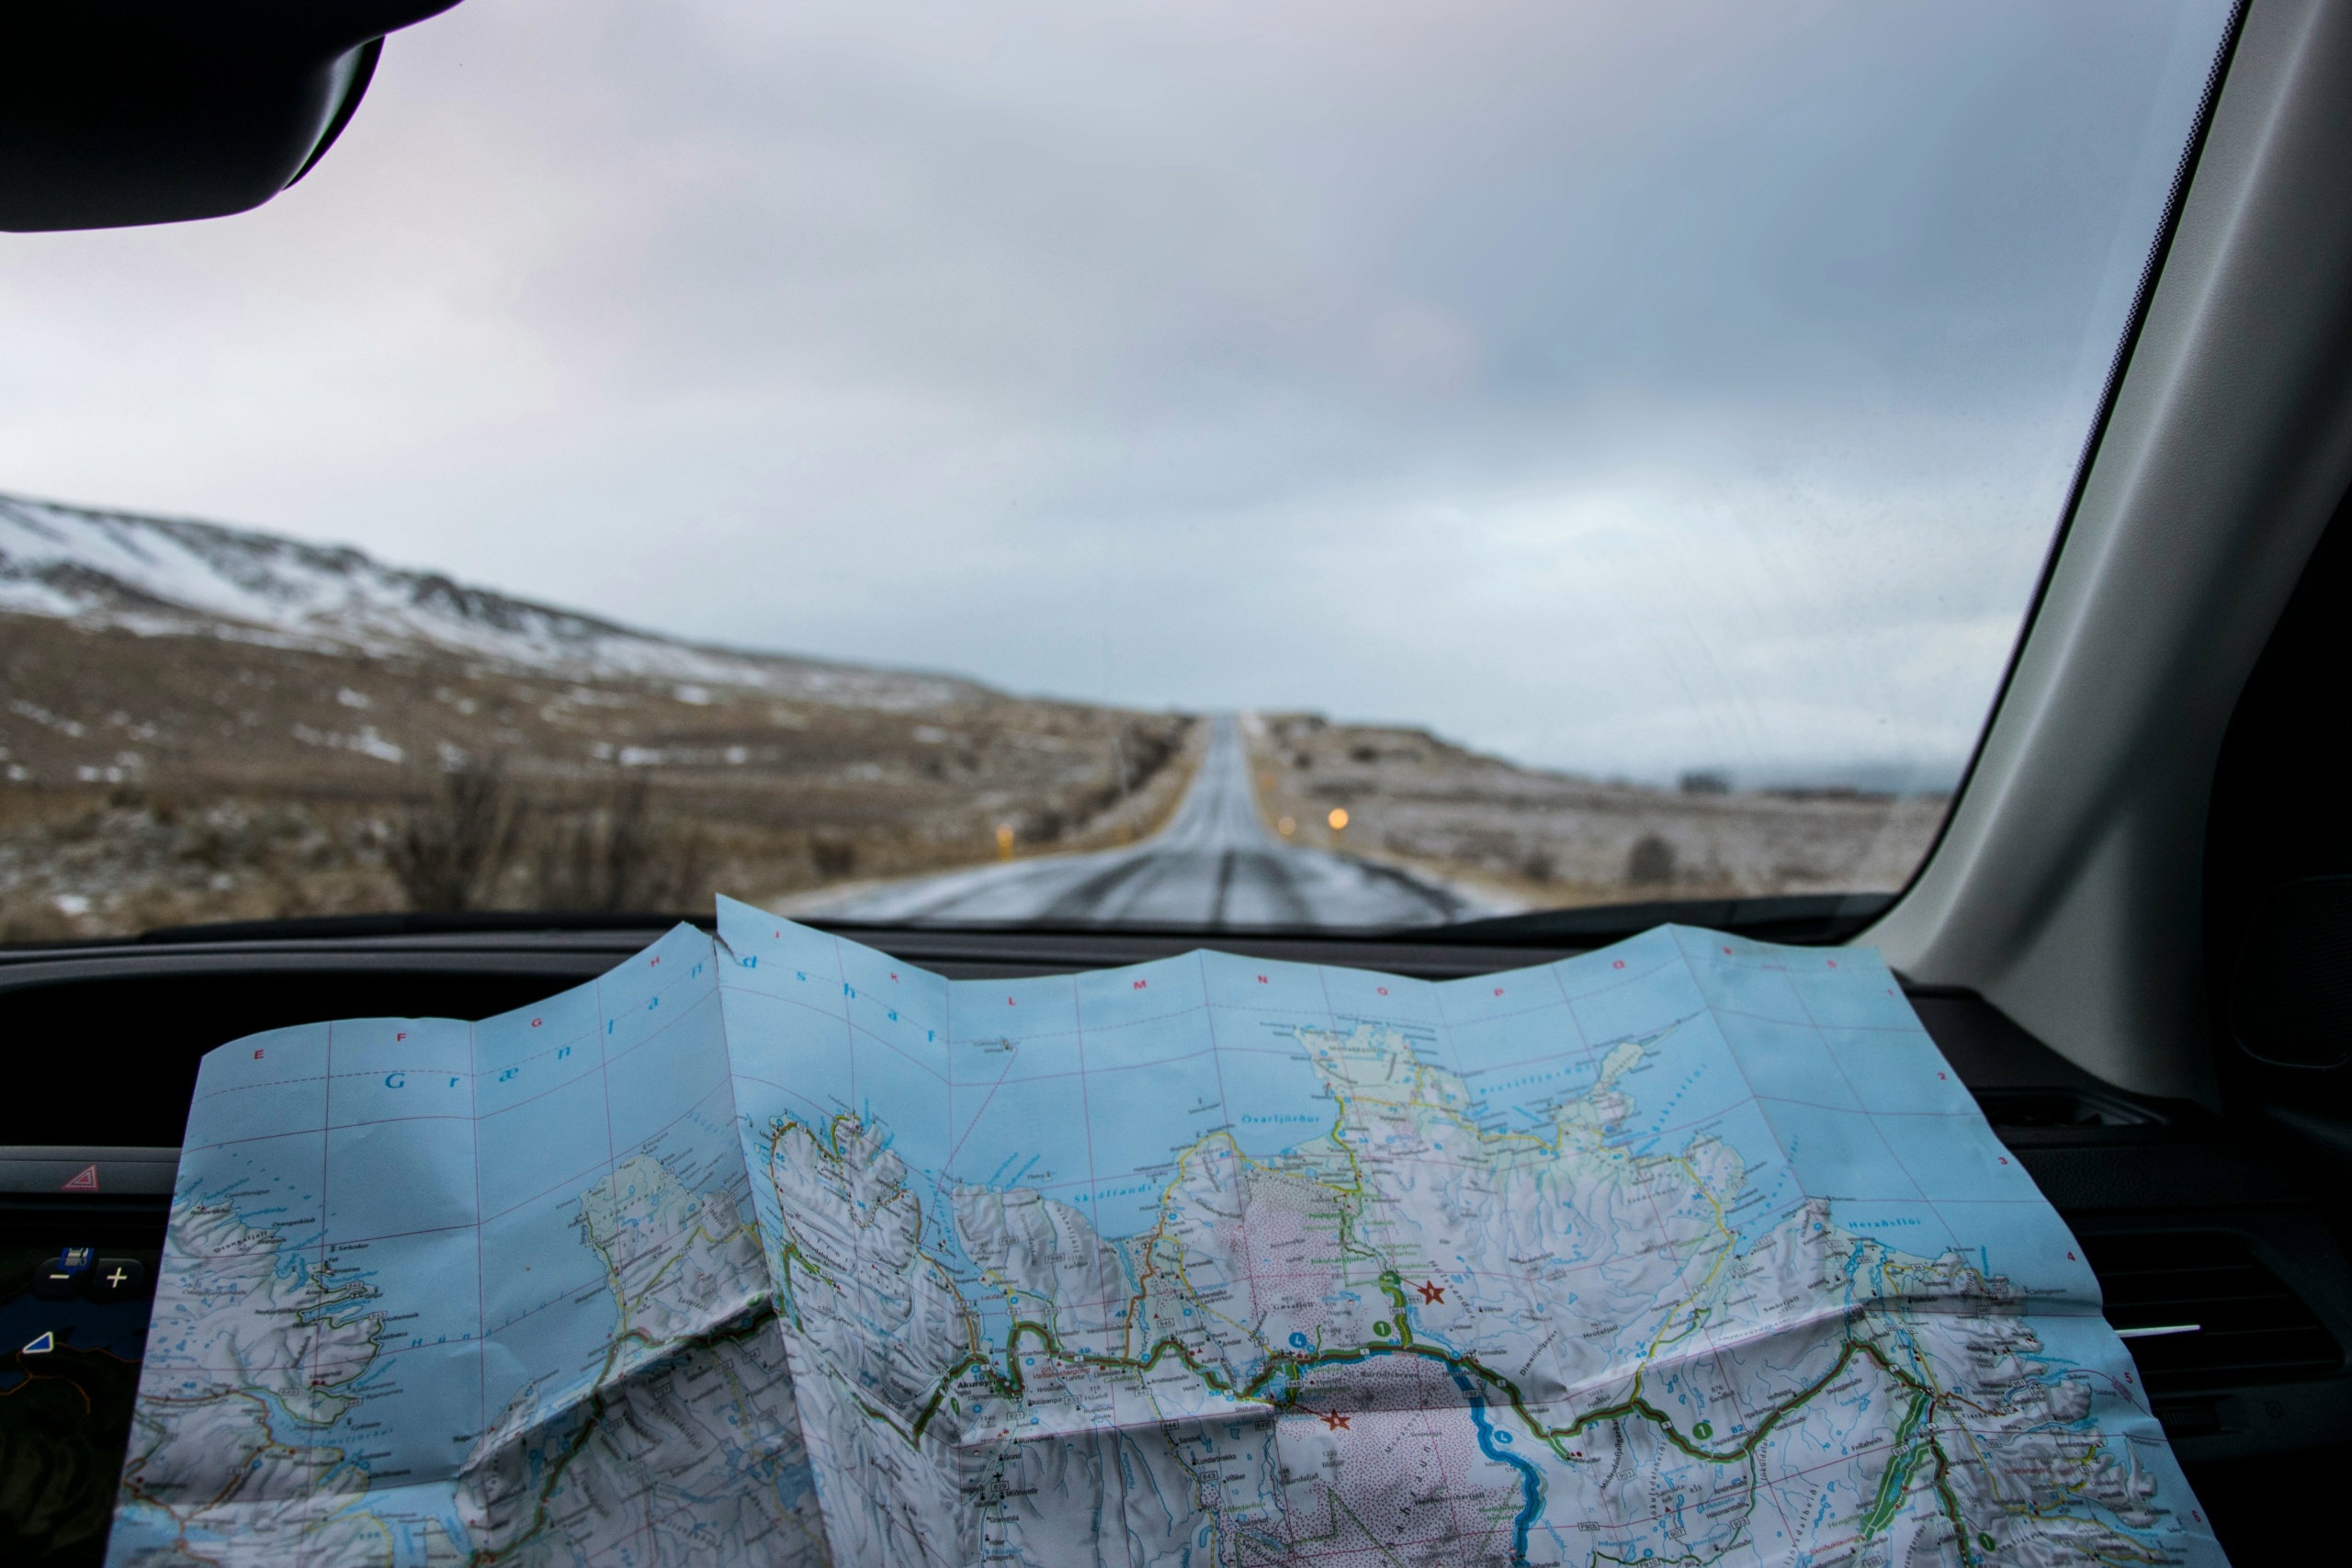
[0,613,1194,939]
[1244,712,1944,911]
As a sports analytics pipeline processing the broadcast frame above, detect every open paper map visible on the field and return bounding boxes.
[109,899,2222,1566]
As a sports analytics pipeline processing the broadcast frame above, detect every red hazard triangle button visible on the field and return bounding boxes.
[60,1165,99,1191]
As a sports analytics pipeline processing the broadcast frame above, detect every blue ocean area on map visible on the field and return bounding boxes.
[109,898,2222,1568]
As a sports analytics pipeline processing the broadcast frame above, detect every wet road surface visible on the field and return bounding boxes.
[810,716,1482,928]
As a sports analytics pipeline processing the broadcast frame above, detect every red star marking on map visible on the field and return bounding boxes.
[1417,1280,1446,1304]
[1319,1411,1351,1430]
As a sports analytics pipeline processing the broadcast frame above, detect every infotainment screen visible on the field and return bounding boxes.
[0,1207,165,1564]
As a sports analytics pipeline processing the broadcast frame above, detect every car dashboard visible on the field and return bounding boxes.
[3,919,2346,1563]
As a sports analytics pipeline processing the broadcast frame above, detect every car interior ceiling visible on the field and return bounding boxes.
[8,1,2352,1564]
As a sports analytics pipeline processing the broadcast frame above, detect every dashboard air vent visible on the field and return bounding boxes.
[1973,1087,2164,1128]
[2080,1231,2341,1394]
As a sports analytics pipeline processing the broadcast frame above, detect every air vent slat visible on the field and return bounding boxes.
[2096,1263,2278,1288]
[2078,1230,2341,1398]
[2114,1301,2308,1330]
[2125,1337,2336,1370]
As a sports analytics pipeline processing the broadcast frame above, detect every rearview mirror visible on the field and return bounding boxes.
[0,0,460,231]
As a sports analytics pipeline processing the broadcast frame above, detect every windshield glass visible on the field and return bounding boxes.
[0,0,2240,937]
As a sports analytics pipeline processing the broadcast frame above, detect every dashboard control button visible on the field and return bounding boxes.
[33,1247,95,1299]
[88,1258,147,1299]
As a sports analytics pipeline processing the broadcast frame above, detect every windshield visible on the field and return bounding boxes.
[0,0,2240,938]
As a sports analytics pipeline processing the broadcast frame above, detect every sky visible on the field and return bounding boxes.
[0,0,2235,785]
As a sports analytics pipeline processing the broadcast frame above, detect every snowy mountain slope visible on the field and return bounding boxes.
[0,492,980,708]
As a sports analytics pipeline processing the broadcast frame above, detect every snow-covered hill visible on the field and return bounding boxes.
[0,492,978,709]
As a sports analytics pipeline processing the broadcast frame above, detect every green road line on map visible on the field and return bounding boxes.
[1860,1391,1931,1538]
[1376,1271,1419,1348]
[918,1301,1891,1480]
[771,1108,1992,1561]
[892,1303,1994,1568]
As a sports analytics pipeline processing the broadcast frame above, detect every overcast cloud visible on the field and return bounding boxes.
[0,0,2233,783]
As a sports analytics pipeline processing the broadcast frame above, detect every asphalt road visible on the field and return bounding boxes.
[812,716,1483,928]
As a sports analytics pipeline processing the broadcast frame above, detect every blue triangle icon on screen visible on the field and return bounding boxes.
[22,1331,54,1355]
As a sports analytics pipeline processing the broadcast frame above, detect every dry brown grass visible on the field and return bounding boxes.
[0,612,1193,937]
[1245,713,1945,910]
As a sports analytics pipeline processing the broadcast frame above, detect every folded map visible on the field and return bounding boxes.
[107,898,2222,1566]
